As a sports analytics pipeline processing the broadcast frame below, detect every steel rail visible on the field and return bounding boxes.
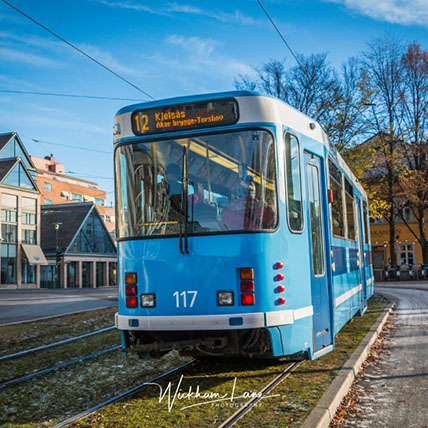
[0,325,115,362]
[52,359,196,428]
[217,361,303,428]
[0,345,121,389]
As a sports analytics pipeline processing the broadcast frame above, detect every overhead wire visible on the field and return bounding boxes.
[0,0,156,101]
[256,0,304,70]
[31,138,112,155]
[0,89,144,102]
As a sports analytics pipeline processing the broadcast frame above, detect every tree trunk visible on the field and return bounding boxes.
[418,207,428,266]
[389,203,396,267]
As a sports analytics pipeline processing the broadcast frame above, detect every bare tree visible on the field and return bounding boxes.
[396,43,428,265]
[360,35,405,268]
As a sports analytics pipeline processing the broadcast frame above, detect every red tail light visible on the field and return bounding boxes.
[125,285,137,296]
[276,273,284,281]
[126,296,138,308]
[278,297,285,305]
[240,281,254,292]
[241,293,255,305]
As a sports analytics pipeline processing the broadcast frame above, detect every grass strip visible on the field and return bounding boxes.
[0,330,121,384]
[0,294,389,428]
[69,294,388,428]
[0,307,117,357]
[0,350,191,427]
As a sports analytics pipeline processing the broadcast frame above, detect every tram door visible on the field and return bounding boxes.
[304,153,332,351]
[355,198,367,309]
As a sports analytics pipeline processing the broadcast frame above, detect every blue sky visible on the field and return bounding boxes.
[0,0,427,205]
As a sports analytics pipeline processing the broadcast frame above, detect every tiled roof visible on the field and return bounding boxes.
[0,133,14,151]
[41,203,93,254]
[0,159,17,181]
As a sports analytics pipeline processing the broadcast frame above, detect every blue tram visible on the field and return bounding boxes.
[113,91,374,359]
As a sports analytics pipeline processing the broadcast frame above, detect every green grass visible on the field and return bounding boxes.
[0,330,121,384]
[71,294,389,428]
[0,295,389,428]
[0,307,117,357]
[0,350,191,427]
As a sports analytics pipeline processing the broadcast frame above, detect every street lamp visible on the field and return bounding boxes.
[53,222,62,287]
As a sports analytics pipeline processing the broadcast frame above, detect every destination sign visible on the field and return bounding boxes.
[131,98,239,136]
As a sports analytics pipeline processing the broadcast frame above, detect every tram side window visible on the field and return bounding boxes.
[363,200,369,245]
[328,158,345,238]
[284,133,303,232]
[344,178,355,241]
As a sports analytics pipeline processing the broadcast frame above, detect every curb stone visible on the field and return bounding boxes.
[300,302,395,428]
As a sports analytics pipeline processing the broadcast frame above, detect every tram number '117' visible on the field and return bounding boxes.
[173,291,197,308]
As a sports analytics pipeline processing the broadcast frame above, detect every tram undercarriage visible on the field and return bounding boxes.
[122,328,274,358]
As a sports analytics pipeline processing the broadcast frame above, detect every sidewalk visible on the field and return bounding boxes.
[303,281,428,427]
[0,286,118,325]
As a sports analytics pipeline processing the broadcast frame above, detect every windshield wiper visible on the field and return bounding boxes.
[178,147,189,254]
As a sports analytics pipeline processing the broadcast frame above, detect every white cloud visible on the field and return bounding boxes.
[159,34,252,80]
[95,0,257,26]
[165,35,220,57]
[94,0,168,15]
[0,31,64,52]
[0,47,64,68]
[77,44,140,76]
[326,0,428,27]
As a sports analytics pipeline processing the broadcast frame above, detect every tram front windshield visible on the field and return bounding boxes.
[115,130,278,239]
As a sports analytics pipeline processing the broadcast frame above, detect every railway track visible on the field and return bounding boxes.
[0,345,121,389]
[0,325,115,362]
[52,359,197,428]
[50,358,302,428]
[217,361,303,428]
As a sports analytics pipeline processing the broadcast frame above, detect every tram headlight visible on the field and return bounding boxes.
[141,293,156,308]
[217,291,234,306]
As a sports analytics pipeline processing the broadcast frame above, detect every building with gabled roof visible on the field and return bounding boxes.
[0,132,47,289]
[31,154,116,237]
[40,202,117,288]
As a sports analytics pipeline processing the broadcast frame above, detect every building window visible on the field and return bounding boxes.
[398,243,415,266]
[96,262,105,286]
[109,262,117,285]
[22,259,35,284]
[1,224,17,243]
[95,198,105,206]
[22,229,36,244]
[22,213,36,224]
[1,243,16,284]
[71,193,83,202]
[45,199,52,205]
[1,194,17,244]
[69,211,116,254]
[82,262,92,288]
[403,207,412,222]
[22,197,37,244]
[67,262,77,288]
[44,182,52,191]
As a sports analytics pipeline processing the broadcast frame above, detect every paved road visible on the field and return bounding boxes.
[0,287,118,325]
[336,283,428,427]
